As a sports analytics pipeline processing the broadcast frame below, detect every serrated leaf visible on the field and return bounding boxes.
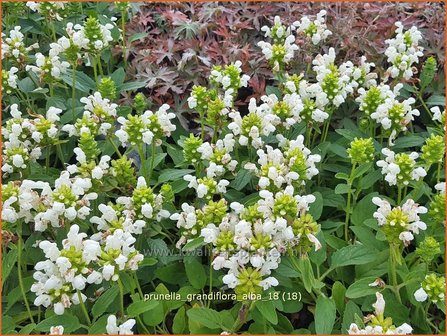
[255,300,278,325]
[158,168,194,183]
[331,245,377,268]
[127,300,159,317]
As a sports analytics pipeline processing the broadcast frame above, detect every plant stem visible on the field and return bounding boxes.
[121,10,127,68]
[97,55,104,77]
[389,244,402,303]
[71,63,77,121]
[77,290,92,325]
[436,162,441,184]
[133,273,144,300]
[397,185,403,205]
[148,141,156,183]
[207,246,213,308]
[109,137,123,158]
[45,147,50,173]
[199,110,205,140]
[117,278,126,318]
[91,56,98,84]
[17,225,35,324]
[344,163,357,241]
[305,125,312,148]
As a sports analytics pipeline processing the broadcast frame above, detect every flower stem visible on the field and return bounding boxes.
[109,137,123,158]
[207,246,213,308]
[121,10,127,68]
[17,225,35,324]
[91,56,98,84]
[117,277,126,318]
[71,63,77,121]
[344,163,357,241]
[436,162,441,184]
[389,244,402,303]
[133,273,144,299]
[397,185,403,205]
[77,289,92,325]
[148,140,156,183]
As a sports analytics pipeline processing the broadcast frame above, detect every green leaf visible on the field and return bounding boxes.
[420,56,437,90]
[297,258,316,293]
[331,245,377,268]
[2,315,15,334]
[18,77,35,93]
[35,313,80,333]
[351,192,379,226]
[88,315,109,334]
[332,281,346,314]
[230,168,252,191]
[315,296,336,334]
[335,183,349,195]
[127,300,160,317]
[61,69,96,93]
[186,307,221,329]
[182,236,205,252]
[2,248,17,285]
[255,300,278,324]
[119,81,147,92]
[111,68,126,86]
[309,192,323,220]
[266,85,282,98]
[426,95,445,106]
[358,170,382,190]
[92,285,119,318]
[158,168,195,183]
[184,256,207,290]
[140,257,158,267]
[346,276,379,299]
[172,306,187,334]
[393,135,425,149]
[353,162,373,179]
[341,301,363,334]
[19,323,36,334]
[129,32,148,42]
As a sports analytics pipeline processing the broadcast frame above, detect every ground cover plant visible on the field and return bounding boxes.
[1,1,446,335]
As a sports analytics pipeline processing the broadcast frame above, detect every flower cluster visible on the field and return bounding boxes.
[245,135,321,190]
[348,292,412,334]
[414,273,446,303]
[116,104,176,146]
[376,148,426,187]
[294,10,332,45]
[384,22,424,80]
[372,197,427,246]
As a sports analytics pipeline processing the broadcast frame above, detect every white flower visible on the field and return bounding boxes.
[106,315,136,335]
[294,10,332,45]
[49,326,64,335]
[414,287,428,302]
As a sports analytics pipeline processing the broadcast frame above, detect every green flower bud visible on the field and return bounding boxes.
[347,137,375,164]
[98,77,117,101]
[182,133,203,165]
[2,182,19,203]
[75,114,100,135]
[416,236,441,263]
[270,44,286,70]
[241,113,263,138]
[300,98,317,124]
[283,74,302,94]
[394,153,416,186]
[160,183,174,202]
[53,185,77,208]
[206,98,226,127]
[286,147,309,183]
[132,182,155,218]
[421,273,446,303]
[133,93,149,113]
[359,86,384,116]
[115,1,130,12]
[272,101,291,120]
[420,57,437,90]
[291,213,319,254]
[321,65,340,102]
[250,233,274,250]
[358,117,370,131]
[381,208,409,244]
[199,199,228,227]
[241,204,263,223]
[428,193,446,225]
[84,17,104,53]
[235,267,263,299]
[122,114,145,145]
[421,134,445,166]
[273,193,297,219]
[110,156,136,189]
[78,132,100,161]
[215,230,236,252]
[190,85,209,113]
